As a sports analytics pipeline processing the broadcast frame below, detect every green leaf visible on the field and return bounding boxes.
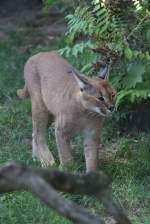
[116,90,131,107]
[116,89,150,106]
[123,63,145,88]
[133,50,140,57]
[146,29,150,42]
[146,52,150,61]
[124,47,133,60]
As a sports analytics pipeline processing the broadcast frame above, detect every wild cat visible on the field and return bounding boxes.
[17,52,116,171]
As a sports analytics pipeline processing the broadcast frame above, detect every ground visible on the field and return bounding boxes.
[0,6,149,224]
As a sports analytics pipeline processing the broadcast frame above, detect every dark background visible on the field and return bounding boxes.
[0,0,42,17]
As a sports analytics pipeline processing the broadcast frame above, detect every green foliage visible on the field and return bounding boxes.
[43,0,84,14]
[0,192,71,224]
[0,23,149,223]
[43,0,57,6]
[0,30,70,224]
[60,0,150,107]
[59,41,95,57]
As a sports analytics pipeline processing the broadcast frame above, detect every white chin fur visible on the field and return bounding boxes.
[91,107,106,117]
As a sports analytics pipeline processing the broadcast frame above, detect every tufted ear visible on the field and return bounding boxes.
[68,69,90,90]
[98,67,109,80]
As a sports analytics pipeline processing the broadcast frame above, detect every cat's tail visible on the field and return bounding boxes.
[17,85,29,99]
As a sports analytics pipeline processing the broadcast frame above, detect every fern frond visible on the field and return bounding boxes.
[117,89,150,106]
[63,0,149,106]
[59,41,95,58]
[66,7,95,42]
[133,0,143,11]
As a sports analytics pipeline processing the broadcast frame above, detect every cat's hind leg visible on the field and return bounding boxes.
[31,96,55,167]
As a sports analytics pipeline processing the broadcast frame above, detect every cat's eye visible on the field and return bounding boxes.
[98,96,104,101]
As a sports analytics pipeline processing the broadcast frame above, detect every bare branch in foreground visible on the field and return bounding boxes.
[0,162,131,224]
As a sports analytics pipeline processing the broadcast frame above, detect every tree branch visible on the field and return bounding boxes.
[0,162,131,224]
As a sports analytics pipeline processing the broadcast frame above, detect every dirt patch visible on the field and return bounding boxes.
[0,2,66,42]
[0,0,42,17]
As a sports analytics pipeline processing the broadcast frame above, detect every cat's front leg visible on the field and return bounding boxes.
[83,126,101,172]
[55,127,73,165]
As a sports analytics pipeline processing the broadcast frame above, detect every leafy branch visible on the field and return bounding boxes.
[59,0,150,106]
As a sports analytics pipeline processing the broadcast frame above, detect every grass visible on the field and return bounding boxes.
[0,21,150,224]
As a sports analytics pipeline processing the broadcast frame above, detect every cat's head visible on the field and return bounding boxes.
[72,69,116,117]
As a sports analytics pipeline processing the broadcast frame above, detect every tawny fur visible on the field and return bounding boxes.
[18,52,116,171]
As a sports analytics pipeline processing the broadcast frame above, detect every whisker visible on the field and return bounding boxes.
[86,111,101,118]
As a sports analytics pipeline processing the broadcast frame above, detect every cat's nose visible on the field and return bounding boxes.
[108,106,115,112]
